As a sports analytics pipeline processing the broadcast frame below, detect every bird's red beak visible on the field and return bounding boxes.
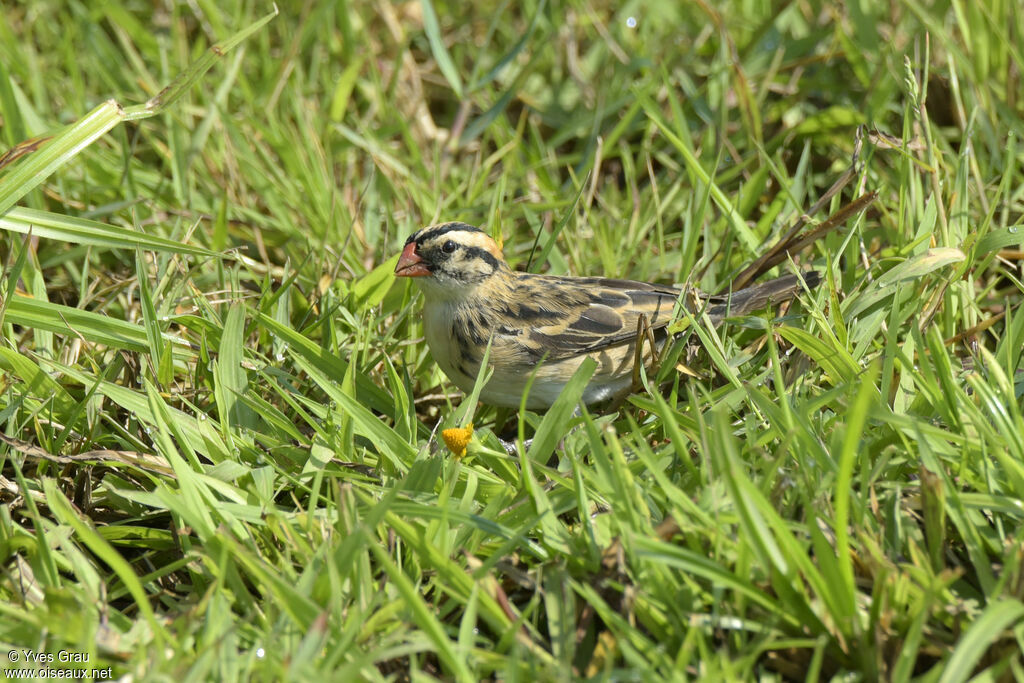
[395,242,431,277]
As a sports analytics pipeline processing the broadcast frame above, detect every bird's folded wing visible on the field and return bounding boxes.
[516,278,683,360]
[512,271,818,361]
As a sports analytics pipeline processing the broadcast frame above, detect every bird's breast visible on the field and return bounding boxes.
[422,301,485,392]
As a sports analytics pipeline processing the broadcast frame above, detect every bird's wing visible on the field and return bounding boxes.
[506,276,684,361]
[500,271,819,362]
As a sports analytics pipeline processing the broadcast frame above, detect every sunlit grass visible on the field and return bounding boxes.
[1,1,1023,679]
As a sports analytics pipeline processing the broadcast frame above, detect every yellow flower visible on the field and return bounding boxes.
[441,423,474,457]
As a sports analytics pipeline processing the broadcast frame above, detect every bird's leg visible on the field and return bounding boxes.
[602,314,660,413]
[495,409,531,456]
[496,435,527,457]
[630,314,646,391]
[631,313,660,393]
[496,408,583,463]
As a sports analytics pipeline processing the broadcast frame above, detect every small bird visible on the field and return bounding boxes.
[395,222,819,409]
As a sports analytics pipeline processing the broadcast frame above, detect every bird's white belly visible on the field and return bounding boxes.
[486,364,632,408]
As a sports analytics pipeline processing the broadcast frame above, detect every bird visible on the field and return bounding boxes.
[394,222,819,409]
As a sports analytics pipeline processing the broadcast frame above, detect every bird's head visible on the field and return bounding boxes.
[395,222,507,298]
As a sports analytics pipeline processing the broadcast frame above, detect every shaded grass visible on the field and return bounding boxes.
[2,0,1024,679]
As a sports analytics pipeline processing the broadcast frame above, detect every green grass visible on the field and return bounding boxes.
[2,0,1023,679]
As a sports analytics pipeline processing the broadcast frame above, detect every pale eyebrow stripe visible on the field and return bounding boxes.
[416,222,482,242]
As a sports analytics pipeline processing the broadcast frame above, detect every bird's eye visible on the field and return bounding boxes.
[441,240,457,254]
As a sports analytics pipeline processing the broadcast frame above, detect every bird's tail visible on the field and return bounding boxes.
[705,271,820,322]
